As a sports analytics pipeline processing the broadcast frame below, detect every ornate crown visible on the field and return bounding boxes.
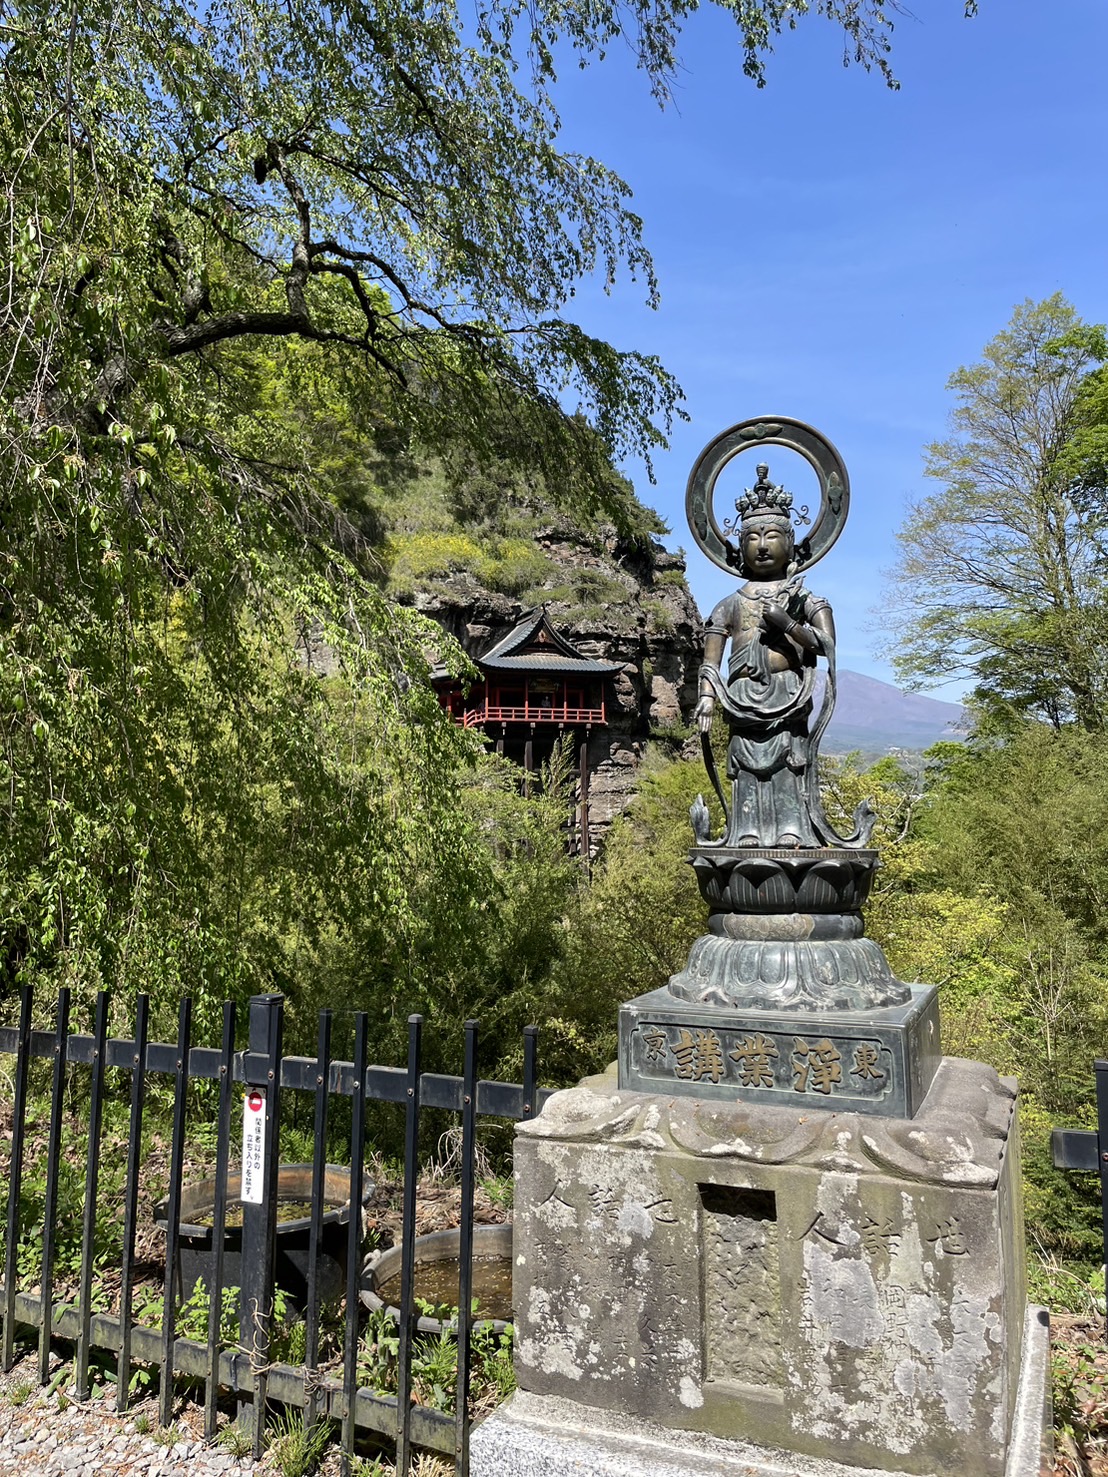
[736,463,792,519]
[723,464,809,537]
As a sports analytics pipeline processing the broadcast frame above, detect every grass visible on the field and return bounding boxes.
[1030,1252,1106,1323]
[216,1420,254,1457]
[350,1456,453,1477]
[357,1300,515,1420]
[267,1409,331,1477]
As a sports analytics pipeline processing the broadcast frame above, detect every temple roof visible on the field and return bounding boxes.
[477,609,622,675]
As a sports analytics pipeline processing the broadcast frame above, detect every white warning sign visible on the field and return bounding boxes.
[242,1087,267,1205]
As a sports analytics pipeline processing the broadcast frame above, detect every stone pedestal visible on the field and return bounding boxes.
[483,1060,1047,1477]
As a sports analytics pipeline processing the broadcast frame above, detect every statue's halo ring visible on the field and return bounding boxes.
[685,416,850,578]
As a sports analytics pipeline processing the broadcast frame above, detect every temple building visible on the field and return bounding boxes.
[432,608,623,857]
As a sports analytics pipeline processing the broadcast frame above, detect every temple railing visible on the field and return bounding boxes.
[459,703,605,728]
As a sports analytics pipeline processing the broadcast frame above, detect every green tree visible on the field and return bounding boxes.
[900,729,1108,1269]
[539,747,710,1083]
[1,0,921,528]
[885,296,1108,730]
[898,730,1108,1113]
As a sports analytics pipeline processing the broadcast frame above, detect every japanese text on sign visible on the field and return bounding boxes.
[242,1087,267,1205]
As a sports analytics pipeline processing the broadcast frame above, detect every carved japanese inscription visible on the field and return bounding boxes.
[701,1185,782,1388]
[632,1020,893,1103]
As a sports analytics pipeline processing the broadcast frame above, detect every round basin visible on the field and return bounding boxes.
[155,1163,372,1311]
[360,1223,513,1335]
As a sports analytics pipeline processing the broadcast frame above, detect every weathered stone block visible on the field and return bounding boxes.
[509,1059,1032,1477]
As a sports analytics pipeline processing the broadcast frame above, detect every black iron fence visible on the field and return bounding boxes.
[1052,1056,1108,1340]
[0,986,547,1474]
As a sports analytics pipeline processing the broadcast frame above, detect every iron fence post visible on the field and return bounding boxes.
[2,985,33,1373]
[117,993,149,1413]
[159,997,193,1429]
[522,1025,538,1120]
[305,1008,333,1435]
[1097,1058,1108,1343]
[240,992,284,1454]
[341,1013,369,1476]
[396,1014,424,1476]
[38,987,71,1387]
[204,1000,238,1439]
[454,1019,479,1475]
[76,990,109,1399]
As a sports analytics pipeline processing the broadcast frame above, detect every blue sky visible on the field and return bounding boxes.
[549,0,1108,696]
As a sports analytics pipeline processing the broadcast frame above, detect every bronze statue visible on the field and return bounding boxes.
[693,464,835,848]
[618,418,921,1077]
[686,437,873,851]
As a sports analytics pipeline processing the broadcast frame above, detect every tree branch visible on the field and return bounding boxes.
[156,312,368,355]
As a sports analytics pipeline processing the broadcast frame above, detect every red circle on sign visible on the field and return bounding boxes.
[247,1091,264,1111]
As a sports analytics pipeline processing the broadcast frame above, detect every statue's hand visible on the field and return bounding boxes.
[694,695,715,733]
[762,601,792,632]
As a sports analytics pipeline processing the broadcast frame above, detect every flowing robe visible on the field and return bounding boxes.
[703,580,829,847]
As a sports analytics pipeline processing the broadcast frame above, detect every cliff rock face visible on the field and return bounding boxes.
[407,527,703,839]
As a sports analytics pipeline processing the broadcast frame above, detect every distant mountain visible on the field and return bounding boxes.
[818,670,966,755]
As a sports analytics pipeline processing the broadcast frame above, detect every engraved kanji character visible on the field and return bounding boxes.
[860,1213,900,1257]
[644,1198,677,1224]
[799,1211,844,1246]
[926,1217,968,1256]
[796,1271,831,1342]
[728,1031,779,1088]
[792,1037,843,1095]
[640,1026,669,1064]
[588,1185,618,1219]
[851,1043,885,1082]
[671,1027,725,1083]
[878,1284,910,1340]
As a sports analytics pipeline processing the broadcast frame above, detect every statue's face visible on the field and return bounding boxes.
[741,523,792,578]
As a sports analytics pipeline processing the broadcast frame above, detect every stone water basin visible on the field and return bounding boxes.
[155,1163,371,1311]
[360,1223,513,1335]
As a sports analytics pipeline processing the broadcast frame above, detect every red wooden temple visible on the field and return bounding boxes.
[432,608,623,855]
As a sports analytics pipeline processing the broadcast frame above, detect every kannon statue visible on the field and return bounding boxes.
[694,464,832,848]
[661,419,897,1012]
[686,438,874,853]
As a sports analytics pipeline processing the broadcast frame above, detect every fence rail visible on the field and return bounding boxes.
[0,986,547,1475]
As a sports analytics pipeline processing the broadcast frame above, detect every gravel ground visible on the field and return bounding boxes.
[0,1407,255,1477]
[0,1347,454,1477]
[0,1349,286,1477]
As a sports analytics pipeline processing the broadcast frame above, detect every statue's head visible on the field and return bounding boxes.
[735,465,796,579]
[740,518,794,578]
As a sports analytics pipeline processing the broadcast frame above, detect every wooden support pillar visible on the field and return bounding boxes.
[579,736,590,869]
[524,735,533,797]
